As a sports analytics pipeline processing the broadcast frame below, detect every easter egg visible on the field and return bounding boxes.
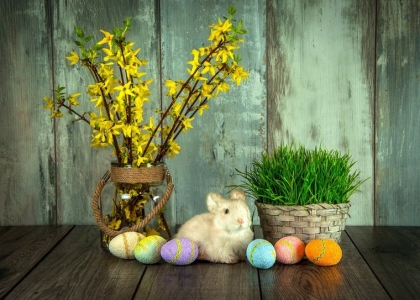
[246,239,276,269]
[274,236,305,264]
[108,232,145,259]
[161,238,198,265]
[305,239,342,266]
[134,235,167,264]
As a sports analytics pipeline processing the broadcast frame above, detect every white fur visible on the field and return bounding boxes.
[175,188,254,264]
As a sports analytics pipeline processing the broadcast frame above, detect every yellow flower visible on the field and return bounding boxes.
[208,18,232,43]
[102,47,115,61]
[114,81,135,100]
[187,49,201,75]
[181,117,194,132]
[108,219,121,230]
[214,18,232,33]
[161,125,171,139]
[89,113,106,130]
[90,96,103,108]
[97,30,114,46]
[65,51,79,65]
[198,104,210,116]
[199,46,211,56]
[201,83,214,98]
[43,11,249,166]
[171,102,182,116]
[144,117,154,132]
[87,83,103,96]
[112,97,126,115]
[68,92,81,106]
[216,81,230,93]
[192,71,207,82]
[51,110,63,118]
[135,155,148,166]
[168,140,181,158]
[202,61,216,76]
[98,62,115,78]
[216,45,236,63]
[121,124,132,137]
[165,80,177,96]
[231,65,249,86]
[43,97,54,109]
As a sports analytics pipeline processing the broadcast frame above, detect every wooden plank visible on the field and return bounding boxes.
[52,0,160,224]
[137,224,260,299]
[0,0,56,225]
[346,226,420,300]
[259,231,390,299]
[4,226,146,299]
[266,0,375,225]
[0,226,73,298]
[161,0,266,225]
[134,261,260,300]
[375,0,420,225]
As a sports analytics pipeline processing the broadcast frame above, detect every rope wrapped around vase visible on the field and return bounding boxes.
[92,164,174,238]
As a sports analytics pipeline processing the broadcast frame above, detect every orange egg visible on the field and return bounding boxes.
[305,239,342,266]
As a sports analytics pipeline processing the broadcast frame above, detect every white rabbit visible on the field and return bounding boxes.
[175,188,254,264]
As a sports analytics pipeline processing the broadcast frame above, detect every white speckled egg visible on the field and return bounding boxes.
[109,232,145,259]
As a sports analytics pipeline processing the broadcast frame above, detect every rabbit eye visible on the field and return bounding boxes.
[224,209,229,214]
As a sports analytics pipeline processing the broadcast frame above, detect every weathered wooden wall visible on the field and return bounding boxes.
[161,0,266,225]
[376,1,420,225]
[267,0,376,225]
[0,0,419,226]
[0,0,55,225]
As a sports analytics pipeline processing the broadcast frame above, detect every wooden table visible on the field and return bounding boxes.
[1,226,419,299]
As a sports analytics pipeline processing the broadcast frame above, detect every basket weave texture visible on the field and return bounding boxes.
[256,201,350,244]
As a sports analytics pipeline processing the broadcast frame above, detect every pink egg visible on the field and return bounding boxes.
[274,236,305,264]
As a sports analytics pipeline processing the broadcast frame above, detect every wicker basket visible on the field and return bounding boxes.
[255,201,351,244]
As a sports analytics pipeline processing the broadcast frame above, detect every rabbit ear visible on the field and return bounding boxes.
[206,192,224,213]
[229,188,245,201]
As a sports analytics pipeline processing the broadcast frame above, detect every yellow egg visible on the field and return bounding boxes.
[108,232,144,259]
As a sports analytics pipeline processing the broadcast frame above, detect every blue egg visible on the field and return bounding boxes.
[246,239,276,269]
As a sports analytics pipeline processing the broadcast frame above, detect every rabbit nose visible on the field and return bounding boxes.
[238,218,244,225]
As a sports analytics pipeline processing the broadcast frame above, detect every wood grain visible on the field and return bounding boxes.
[134,261,260,300]
[161,0,266,225]
[2,225,407,299]
[266,0,375,225]
[375,0,420,225]
[4,226,146,299]
[0,226,73,298]
[258,231,390,299]
[0,0,56,225]
[346,226,420,300]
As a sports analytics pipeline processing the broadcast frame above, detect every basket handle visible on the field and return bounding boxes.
[92,169,174,237]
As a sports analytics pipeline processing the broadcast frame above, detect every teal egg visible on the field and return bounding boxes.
[246,239,276,269]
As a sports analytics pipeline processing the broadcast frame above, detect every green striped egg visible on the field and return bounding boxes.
[246,239,276,269]
[134,235,167,264]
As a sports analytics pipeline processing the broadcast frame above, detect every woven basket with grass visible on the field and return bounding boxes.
[256,201,351,244]
[235,144,367,245]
